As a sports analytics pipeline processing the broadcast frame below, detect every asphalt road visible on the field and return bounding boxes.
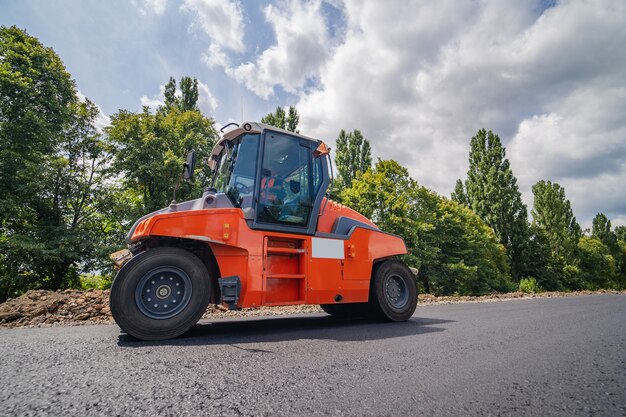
[1,295,624,417]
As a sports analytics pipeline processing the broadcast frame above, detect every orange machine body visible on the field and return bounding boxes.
[129,200,407,309]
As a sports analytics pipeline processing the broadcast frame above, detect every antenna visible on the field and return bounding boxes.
[240,94,244,123]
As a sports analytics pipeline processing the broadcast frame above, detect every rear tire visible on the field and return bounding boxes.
[368,259,417,321]
[110,247,212,340]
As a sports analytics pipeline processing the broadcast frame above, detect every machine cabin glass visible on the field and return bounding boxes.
[212,133,260,213]
[257,131,322,227]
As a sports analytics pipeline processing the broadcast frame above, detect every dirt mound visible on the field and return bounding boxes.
[0,289,112,328]
[0,289,623,329]
[0,289,326,328]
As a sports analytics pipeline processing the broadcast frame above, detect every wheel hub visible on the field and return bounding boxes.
[134,266,192,320]
[387,280,400,299]
[156,285,171,299]
[385,274,408,309]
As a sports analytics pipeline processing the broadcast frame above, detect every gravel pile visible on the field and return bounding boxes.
[0,289,326,329]
[0,289,112,328]
[0,288,623,329]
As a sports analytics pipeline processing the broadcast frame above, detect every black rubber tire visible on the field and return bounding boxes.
[319,303,368,318]
[368,259,417,321]
[110,247,212,340]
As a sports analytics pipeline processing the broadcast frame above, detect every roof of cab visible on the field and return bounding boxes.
[209,122,323,168]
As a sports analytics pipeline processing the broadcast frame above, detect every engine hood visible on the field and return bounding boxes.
[125,190,234,244]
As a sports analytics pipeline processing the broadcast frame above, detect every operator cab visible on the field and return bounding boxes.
[210,122,331,235]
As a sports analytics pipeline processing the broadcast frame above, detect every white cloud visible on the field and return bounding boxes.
[182,0,246,52]
[202,43,230,69]
[140,95,165,109]
[76,90,111,132]
[224,0,331,99]
[140,84,166,110]
[611,216,626,229]
[292,0,626,225]
[133,0,167,15]
[509,84,626,226]
[197,80,219,114]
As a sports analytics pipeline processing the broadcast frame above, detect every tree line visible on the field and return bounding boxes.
[1,26,624,301]
[329,128,626,295]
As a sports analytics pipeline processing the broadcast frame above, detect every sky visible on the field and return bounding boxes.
[2,0,625,229]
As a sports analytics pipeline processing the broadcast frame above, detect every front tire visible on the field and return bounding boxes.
[110,247,212,340]
[368,260,417,321]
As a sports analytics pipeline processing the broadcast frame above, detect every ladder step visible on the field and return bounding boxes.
[267,247,305,255]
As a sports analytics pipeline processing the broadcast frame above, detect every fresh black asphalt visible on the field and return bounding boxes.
[0,294,624,416]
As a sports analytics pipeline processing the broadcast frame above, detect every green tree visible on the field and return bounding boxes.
[341,159,511,295]
[592,213,619,254]
[464,129,529,280]
[529,180,582,290]
[616,234,626,289]
[421,197,511,296]
[525,224,556,289]
[592,215,625,288]
[450,179,468,207]
[0,26,75,221]
[578,237,618,289]
[1,26,78,299]
[163,76,199,112]
[179,76,199,112]
[616,225,626,286]
[261,106,299,133]
[286,106,299,133]
[108,96,217,216]
[334,129,372,194]
[531,180,581,259]
[2,97,121,299]
[407,185,510,296]
[164,76,177,110]
[341,160,415,239]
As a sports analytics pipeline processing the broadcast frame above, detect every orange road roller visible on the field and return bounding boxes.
[110,122,417,340]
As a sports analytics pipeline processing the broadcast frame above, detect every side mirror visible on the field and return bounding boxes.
[183,150,196,181]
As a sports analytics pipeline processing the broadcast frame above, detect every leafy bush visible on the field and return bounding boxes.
[80,274,112,291]
[518,277,541,293]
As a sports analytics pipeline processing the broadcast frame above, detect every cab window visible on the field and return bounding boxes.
[257,132,313,227]
[212,133,259,211]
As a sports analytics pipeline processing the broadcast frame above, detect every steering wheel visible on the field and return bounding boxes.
[233,182,251,194]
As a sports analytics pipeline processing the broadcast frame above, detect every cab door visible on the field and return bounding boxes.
[252,129,324,235]
[251,129,328,306]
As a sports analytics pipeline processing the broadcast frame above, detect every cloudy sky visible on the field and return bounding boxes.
[2,0,625,228]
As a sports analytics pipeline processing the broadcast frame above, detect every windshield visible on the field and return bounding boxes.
[212,133,260,208]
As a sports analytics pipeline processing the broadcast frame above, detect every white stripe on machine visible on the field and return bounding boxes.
[311,237,345,259]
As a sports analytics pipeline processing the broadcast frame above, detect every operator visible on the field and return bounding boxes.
[280,180,305,224]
